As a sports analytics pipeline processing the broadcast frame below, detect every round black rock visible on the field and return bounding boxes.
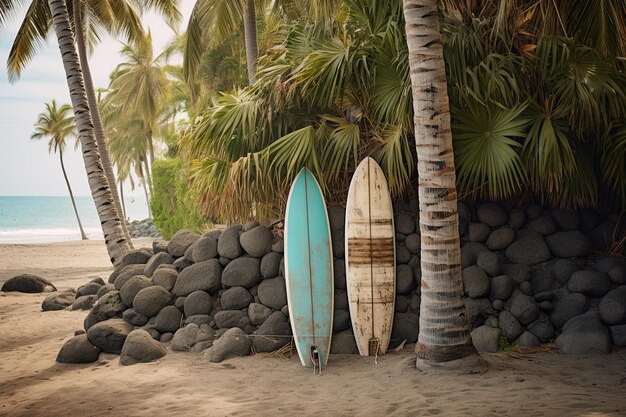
[154,305,183,333]
[567,270,611,297]
[1,274,56,293]
[260,252,282,279]
[120,275,153,307]
[462,266,489,298]
[56,334,101,363]
[167,229,200,258]
[120,329,167,366]
[477,203,508,227]
[87,318,134,354]
[220,286,253,310]
[599,286,626,325]
[498,310,523,340]
[505,235,550,265]
[217,224,243,259]
[395,214,415,235]
[257,277,287,310]
[545,231,592,258]
[486,227,515,251]
[508,291,540,325]
[133,286,172,318]
[490,275,514,300]
[240,225,273,257]
[468,223,491,243]
[184,290,213,316]
[173,259,223,296]
[152,268,178,292]
[556,314,610,355]
[76,282,102,298]
[549,292,589,329]
[144,252,175,277]
[396,265,414,294]
[221,257,261,289]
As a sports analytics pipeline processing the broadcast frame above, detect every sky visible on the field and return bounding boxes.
[0,0,195,200]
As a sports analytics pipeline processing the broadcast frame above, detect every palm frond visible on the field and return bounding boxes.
[7,0,51,82]
[452,101,529,200]
[374,123,414,196]
[569,0,626,58]
[523,97,573,193]
[601,122,626,207]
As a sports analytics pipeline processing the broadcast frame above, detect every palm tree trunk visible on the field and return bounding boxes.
[48,0,132,265]
[243,0,258,84]
[59,147,88,240]
[147,131,155,196]
[73,0,133,246]
[403,0,475,363]
[119,178,127,220]
[141,173,153,220]
[143,156,154,200]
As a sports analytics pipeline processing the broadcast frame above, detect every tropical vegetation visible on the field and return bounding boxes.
[31,99,88,240]
[178,0,626,224]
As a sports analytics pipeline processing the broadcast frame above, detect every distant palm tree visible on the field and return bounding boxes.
[6,0,181,244]
[31,100,88,240]
[102,32,170,194]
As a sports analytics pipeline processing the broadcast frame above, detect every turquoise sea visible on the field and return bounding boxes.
[0,196,150,243]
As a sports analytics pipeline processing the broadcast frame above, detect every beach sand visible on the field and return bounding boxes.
[1,240,626,417]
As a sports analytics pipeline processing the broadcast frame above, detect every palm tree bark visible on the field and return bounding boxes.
[403,0,475,363]
[243,0,257,84]
[73,0,133,246]
[48,0,132,265]
[119,178,127,219]
[59,147,88,240]
[143,156,154,202]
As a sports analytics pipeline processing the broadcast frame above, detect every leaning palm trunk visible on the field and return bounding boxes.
[243,0,258,84]
[48,0,132,265]
[59,147,87,240]
[73,0,133,246]
[119,178,127,219]
[403,0,475,362]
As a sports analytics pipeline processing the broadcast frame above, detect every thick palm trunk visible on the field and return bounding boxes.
[243,0,258,84]
[73,0,133,246]
[403,0,475,363]
[49,0,132,265]
[59,148,87,240]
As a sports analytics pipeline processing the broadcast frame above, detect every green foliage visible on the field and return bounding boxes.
[178,0,626,222]
[151,159,206,239]
[181,0,414,222]
[498,334,517,352]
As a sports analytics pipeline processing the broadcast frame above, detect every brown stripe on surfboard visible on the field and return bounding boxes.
[347,237,394,265]
[349,218,393,226]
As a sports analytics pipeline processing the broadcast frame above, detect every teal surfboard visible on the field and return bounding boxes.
[285,168,334,368]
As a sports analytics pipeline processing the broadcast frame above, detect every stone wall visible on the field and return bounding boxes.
[56,201,626,364]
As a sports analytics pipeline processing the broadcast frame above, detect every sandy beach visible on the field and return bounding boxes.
[1,240,626,417]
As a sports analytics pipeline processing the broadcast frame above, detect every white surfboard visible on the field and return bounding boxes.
[345,157,396,356]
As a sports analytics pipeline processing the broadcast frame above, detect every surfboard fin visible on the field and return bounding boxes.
[310,346,321,376]
[369,338,380,364]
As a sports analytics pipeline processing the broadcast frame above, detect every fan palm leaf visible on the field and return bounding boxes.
[452,101,529,200]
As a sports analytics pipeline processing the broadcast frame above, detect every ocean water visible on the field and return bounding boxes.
[0,196,151,243]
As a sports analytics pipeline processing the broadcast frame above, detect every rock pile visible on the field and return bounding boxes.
[55,200,626,365]
[454,202,626,354]
[126,219,161,239]
[57,223,297,365]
